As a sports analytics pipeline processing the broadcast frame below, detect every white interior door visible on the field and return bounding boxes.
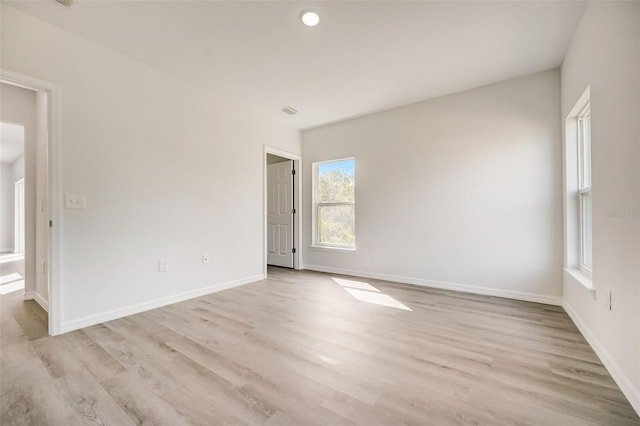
[267,160,294,268]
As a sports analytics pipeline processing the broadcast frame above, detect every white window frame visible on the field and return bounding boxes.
[564,86,593,291]
[312,157,356,249]
[577,102,592,276]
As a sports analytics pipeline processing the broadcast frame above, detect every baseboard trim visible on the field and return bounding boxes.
[60,274,265,334]
[302,264,562,306]
[24,291,49,312]
[563,301,640,415]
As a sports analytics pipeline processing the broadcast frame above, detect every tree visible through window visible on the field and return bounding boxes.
[314,158,355,247]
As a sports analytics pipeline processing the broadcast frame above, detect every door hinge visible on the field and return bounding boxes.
[292,169,296,175]
[49,220,53,228]
[292,248,296,254]
[292,208,296,214]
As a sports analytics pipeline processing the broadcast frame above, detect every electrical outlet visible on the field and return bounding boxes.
[202,255,210,265]
[158,259,169,272]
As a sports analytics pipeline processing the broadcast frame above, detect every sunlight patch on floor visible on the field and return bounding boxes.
[0,273,24,295]
[0,253,24,264]
[332,277,412,311]
[0,280,24,295]
[0,273,22,285]
[332,277,380,292]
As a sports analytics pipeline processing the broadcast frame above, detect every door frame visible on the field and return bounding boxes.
[263,145,301,275]
[1,69,62,336]
[14,178,25,254]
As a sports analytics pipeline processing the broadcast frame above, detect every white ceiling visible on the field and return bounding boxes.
[5,1,585,129]
[0,122,25,164]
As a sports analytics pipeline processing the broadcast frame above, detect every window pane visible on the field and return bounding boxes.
[582,113,591,188]
[581,191,592,269]
[318,205,355,246]
[317,159,355,203]
[579,109,591,189]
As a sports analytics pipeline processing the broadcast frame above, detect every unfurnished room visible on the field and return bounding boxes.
[0,1,639,425]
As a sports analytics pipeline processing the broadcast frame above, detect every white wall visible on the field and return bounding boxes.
[561,1,640,413]
[0,163,14,251]
[302,70,563,304]
[0,83,36,296]
[12,154,24,182]
[1,6,300,331]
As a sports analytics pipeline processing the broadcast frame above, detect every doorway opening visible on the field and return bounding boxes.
[0,123,25,295]
[0,71,60,335]
[264,146,301,275]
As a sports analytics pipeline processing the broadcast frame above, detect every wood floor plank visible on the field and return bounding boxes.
[59,330,127,382]
[53,369,136,426]
[1,267,639,425]
[101,371,194,426]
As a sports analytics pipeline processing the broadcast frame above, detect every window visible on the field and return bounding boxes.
[313,158,355,248]
[564,87,592,288]
[577,102,592,273]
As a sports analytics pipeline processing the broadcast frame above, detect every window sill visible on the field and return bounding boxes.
[309,245,357,253]
[564,267,595,296]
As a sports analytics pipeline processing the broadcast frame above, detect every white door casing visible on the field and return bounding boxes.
[1,69,60,334]
[267,160,294,268]
[14,178,25,254]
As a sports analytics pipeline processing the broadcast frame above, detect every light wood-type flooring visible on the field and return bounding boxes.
[1,267,639,425]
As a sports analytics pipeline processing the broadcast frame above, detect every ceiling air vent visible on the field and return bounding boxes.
[55,0,74,7]
[281,106,298,115]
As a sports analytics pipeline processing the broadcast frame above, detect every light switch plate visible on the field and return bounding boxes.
[65,194,86,209]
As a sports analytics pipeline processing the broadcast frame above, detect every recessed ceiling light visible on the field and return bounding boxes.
[300,10,320,27]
